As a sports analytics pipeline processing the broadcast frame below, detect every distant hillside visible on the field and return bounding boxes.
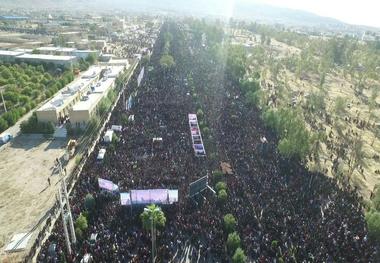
[1,0,379,32]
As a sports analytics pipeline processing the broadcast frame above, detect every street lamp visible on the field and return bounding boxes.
[144,207,160,263]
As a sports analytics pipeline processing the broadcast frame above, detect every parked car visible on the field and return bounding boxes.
[0,133,13,145]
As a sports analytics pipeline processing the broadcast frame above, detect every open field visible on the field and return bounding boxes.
[0,135,66,261]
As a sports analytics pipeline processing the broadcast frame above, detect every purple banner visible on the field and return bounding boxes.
[98,178,118,191]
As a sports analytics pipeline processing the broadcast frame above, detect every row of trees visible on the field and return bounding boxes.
[159,31,175,69]
[20,112,55,134]
[212,170,247,263]
[0,62,75,133]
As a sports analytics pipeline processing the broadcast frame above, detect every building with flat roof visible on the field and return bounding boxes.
[36,66,102,124]
[0,50,24,62]
[69,65,127,126]
[36,46,60,54]
[73,50,100,59]
[15,54,78,67]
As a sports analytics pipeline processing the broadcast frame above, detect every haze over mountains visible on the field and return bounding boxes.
[1,0,379,31]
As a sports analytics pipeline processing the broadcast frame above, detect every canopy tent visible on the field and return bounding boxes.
[111,125,122,132]
[120,192,131,205]
[97,149,106,160]
[103,130,113,143]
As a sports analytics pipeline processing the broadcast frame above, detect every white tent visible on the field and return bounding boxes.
[111,125,122,132]
[97,149,106,160]
[103,130,113,143]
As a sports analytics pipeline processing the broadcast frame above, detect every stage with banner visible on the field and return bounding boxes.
[188,114,206,157]
[120,189,178,206]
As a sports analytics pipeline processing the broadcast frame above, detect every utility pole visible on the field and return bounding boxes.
[123,86,126,111]
[57,159,76,256]
[58,189,71,255]
[151,215,155,263]
[0,90,7,112]
[62,176,76,244]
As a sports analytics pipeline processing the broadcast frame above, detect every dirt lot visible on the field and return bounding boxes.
[0,135,67,262]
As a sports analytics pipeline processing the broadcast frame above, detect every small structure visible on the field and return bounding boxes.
[97,149,106,160]
[103,130,114,143]
[111,125,122,132]
[5,233,32,252]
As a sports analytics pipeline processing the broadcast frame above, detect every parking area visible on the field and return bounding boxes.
[0,135,67,261]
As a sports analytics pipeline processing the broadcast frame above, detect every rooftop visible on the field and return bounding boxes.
[37,66,102,112]
[57,47,76,53]
[72,93,103,112]
[74,49,98,53]
[103,66,125,78]
[0,50,24,56]
[92,77,114,93]
[16,54,77,61]
[36,47,60,52]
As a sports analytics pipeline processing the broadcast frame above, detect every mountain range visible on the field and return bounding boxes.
[1,0,378,32]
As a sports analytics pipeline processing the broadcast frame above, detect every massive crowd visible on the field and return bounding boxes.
[38,22,379,262]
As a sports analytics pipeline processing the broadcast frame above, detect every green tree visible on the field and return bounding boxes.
[223,214,237,233]
[1,68,12,79]
[140,204,166,231]
[216,181,227,192]
[85,53,97,64]
[347,136,365,175]
[196,109,204,118]
[307,91,326,114]
[365,210,380,242]
[232,247,247,263]
[0,117,8,132]
[159,54,175,69]
[84,193,96,212]
[334,97,347,118]
[218,189,228,203]
[226,45,247,82]
[372,187,380,211]
[75,213,88,232]
[213,170,224,182]
[227,232,241,253]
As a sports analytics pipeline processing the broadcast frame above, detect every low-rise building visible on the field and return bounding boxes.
[69,65,127,126]
[36,66,102,124]
[69,78,115,126]
[0,50,24,62]
[15,54,78,67]
[73,50,100,59]
[36,46,60,55]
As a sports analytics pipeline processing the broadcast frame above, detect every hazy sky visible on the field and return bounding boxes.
[249,0,380,27]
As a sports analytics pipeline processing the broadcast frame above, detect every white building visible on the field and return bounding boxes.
[0,50,24,62]
[69,65,127,126]
[36,66,102,124]
[15,54,78,67]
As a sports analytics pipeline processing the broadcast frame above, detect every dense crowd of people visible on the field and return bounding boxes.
[38,21,379,262]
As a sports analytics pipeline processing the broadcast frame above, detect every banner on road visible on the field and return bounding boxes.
[98,178,118,192]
